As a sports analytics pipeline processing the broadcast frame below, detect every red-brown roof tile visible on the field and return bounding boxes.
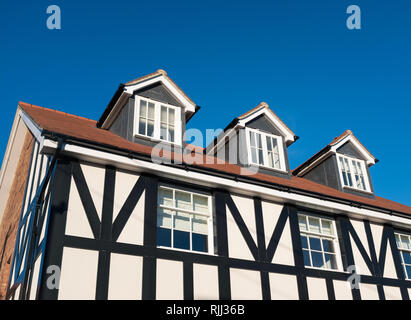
[18,102,411,216]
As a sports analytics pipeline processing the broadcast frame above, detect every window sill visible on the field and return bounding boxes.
[342,186,373,195]
[304,265,344,273]
[157,245,215,256]
[249,163,288,175]
[134,133,182,148]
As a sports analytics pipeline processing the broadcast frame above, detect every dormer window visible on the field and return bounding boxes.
[134,96,182,145]
[337,154,370,192]
[245,127,286,172]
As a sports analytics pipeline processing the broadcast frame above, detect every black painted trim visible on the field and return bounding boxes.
[183,262,194,300]
[71,161,101,239]
[288,205,309,300]
[38,160,72,300]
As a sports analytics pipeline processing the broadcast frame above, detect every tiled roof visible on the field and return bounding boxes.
[18,102,411,216]
[293,130,377,175]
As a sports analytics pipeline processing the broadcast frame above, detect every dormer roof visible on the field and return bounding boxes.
[206,102,298,155]
[97,69,199,129]
[293,130,378,177]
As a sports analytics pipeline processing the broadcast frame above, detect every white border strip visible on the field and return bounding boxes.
[40,138,411,228]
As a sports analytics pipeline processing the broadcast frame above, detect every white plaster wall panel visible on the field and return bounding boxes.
[384,286,402,300]
[79,162,105,221]
[359,283,379,300]
[369,222,397,278]
[0,116,29,221]
[29,149,41,203]
[58,247,99,300]
[39,187,51,243]
[333,280,353,300]
[349,234,371,277]
[307,277,328,300]
[226,201,255,261]
[65,176,94,238]
[382,244,398,279]
[349,218,372,276]
[261,200,293,265]
[408,288,411,299]
[29,256,41,300]
[14,285,20,300]
[114,170,145,245]
[108,253,142,300]
[193,264,219,300]
[230,268,262,300]
[156,259,184,300]
[269,273,299,300]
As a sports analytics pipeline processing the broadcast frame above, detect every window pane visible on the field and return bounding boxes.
[175,191,191,210]
[157,227,171,247]
[266,136,272,151]
[324,254,337,269]
[169,126,175,142]
[193,195,208,213]
[147,119,154,137]
[256,133,262,148]
[303,249,311,266]
[321,220,333,235]
[322,239,335,253]
[173,230,190,250]
[192,215,208,234]
[160,123,167,140]
[159,188,173,207]
[249,132,256,147]
[401,235,411,249]
[192,233,208,252]
[258,149,264,165]
[139,100,147,117]
[402,251,411,265]
[148,102,155,119]
[406,265,411,279]
[138,118,146,135]
[169,108,175,124]
[298,215,308,231]
[161,106,167,122]
[174,211,190,231]
[309,237,322,251]
[301,235,308,249]
[311,251,324,268]
[251,148,257,164]
[157,208,172,228]
[308,217,321,233]
[395,234,401,248]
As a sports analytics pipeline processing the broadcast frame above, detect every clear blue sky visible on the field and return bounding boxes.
[0,1,410,205]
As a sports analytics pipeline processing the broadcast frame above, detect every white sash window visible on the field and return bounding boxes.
[134,96,182,145]
[337,154,370,192]
[245,128,286,172]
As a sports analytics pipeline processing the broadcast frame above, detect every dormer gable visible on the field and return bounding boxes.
[293,130,378,199]
[97,69,199,147]
[206,102,298,179]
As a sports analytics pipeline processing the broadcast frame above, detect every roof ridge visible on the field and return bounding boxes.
[19,102,97,123]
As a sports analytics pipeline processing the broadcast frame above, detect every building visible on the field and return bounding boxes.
[0,69,410,300]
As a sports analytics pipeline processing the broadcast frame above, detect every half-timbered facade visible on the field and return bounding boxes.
[0,69,411,300]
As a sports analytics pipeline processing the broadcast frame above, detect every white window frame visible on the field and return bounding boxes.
[134,96,182,146]
[395,232,411,280]
[298,213,344,271]
[157,184,214,255]
[336,154,371,193]
[245,127,287,172]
